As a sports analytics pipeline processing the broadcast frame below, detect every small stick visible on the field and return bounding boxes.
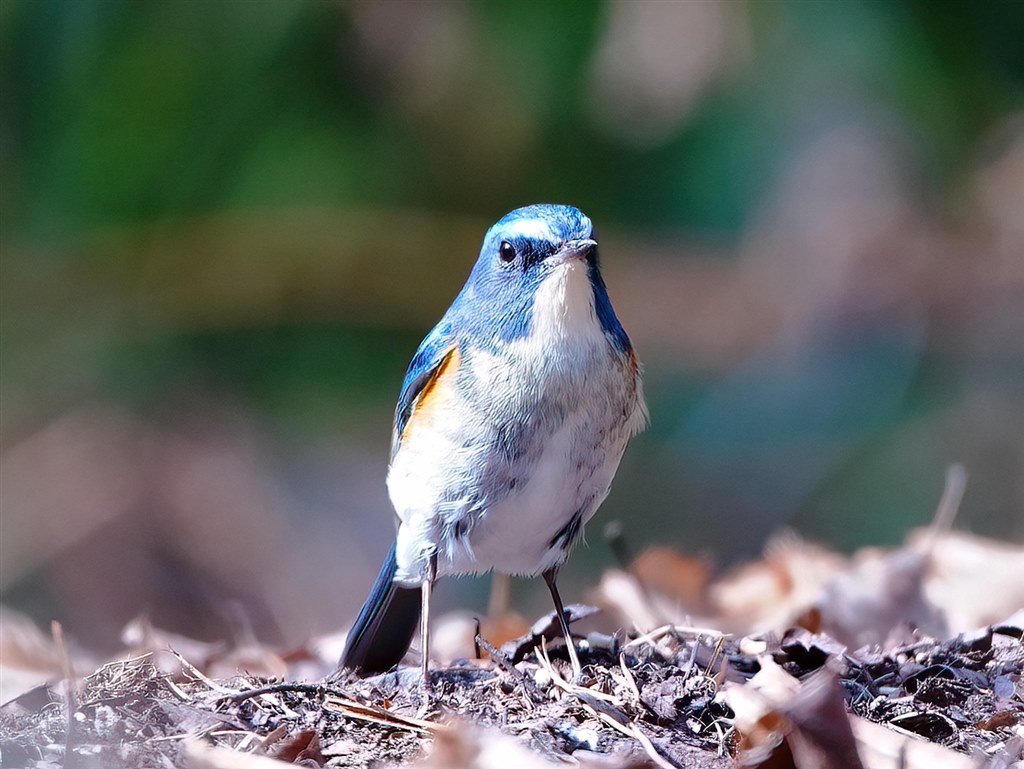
[704,635,727,677]
[623,624,676,649]
[618,652,643,704]
[52,622,76,769]
[323,695,442,734]
[474,630,543,705]
[171,650,236,694]
[920,463,967,555]
[537,644,680,769]
[163,676,192,703]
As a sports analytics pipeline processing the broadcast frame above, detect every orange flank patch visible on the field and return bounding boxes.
[401,346,462,444]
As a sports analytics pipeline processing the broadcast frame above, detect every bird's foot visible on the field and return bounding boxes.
[415,664,433,717]
[566,640,583,682]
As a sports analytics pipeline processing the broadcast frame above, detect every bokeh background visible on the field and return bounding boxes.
[2,0,1022,654]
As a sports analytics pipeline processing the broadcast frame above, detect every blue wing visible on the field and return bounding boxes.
[392,322,459,458]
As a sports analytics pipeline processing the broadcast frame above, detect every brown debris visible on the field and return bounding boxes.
[0,627,738,769]
[4,604,1021,768]
[3,514,1023,767]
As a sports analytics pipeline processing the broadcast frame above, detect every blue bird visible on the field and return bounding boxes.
[340,204,647,682]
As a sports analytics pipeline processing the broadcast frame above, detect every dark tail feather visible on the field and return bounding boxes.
[340,542,421,674]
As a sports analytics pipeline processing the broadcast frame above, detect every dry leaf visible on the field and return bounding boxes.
[631,546,711,612]
[916,530,1024,634]
[595,568,668,632]
[711,533,846,634]
[727,662,863,769]
[849,716,977,769]
[266,729,323,766]
[817,545,945,649]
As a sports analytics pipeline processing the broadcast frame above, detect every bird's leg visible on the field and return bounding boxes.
[542,567,582,679]
[420,553,437,693]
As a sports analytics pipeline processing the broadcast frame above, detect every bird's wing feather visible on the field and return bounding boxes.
[392,325,460,458]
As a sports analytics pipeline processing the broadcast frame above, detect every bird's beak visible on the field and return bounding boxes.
[553,238,598,263]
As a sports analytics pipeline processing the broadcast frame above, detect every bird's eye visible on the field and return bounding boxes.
[498,241,516,263]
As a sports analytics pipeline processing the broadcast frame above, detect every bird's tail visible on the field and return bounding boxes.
[340,541,421,674]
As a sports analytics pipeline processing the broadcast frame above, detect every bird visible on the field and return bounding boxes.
[340,204,647,683]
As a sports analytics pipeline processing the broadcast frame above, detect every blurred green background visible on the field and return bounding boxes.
[2,0,1022,651]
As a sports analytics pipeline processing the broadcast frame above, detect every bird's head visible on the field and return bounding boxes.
[477,204,597,277]
[450,204,629,349]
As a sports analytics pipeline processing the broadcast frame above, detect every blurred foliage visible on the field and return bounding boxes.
[1,0,1022,646]
[6,0,1018,242]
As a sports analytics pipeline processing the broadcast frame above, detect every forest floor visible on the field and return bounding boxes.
[3,495,1023,769]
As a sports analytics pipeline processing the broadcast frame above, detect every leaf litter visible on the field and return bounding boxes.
[2,467,1022,768]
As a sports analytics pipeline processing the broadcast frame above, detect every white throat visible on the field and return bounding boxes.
[530,261,599,341]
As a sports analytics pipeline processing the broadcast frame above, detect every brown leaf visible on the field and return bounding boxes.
[711,533,846,635]
[501,605,601,663]
[817,546,945,649]
[850,717,977,769]
[631,546,711,611]
[917,531,1024,635]
[779,670,863,769]
[267,729,323,766]
[974,710,1022,731]
[0,606,71,703]
[726,661,864,769]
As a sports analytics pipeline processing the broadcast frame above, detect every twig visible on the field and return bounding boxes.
[171,650,236,695]
[536,640,617,703]
[150,728,253,744]
[474,631,543,706]
[323,694,443,735]
[52,621,76,769]
[536,642,681,769]
[618,652,643,705]
[629,724,680,769]
[623,624,677,649]
[669,624,729,639]
[920,463,967,555]
[257,724,289,753]
[704,634,727,677]
[214,669,442,735]
[164,676,192,703]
